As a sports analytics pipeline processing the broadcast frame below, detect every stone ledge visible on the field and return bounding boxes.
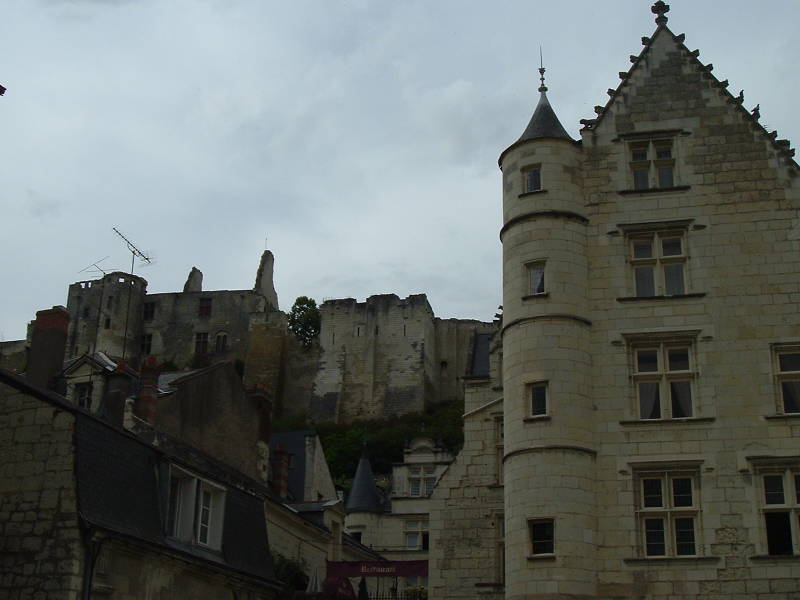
[523,416,552,424]
[518,189,548,198]
[522,293,549,301]
[618,185,692,195]
[616,292,706,302]
[623,556,720,565]
[619,417,715,426]
[526,554,556,562]
[749,554,800,561]
[764,413,800,420]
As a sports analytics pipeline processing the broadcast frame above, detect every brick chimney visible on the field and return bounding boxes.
[27,306,70,392]
[135,356,159,422]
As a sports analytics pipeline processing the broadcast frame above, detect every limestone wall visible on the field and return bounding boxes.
[0,382,83,600]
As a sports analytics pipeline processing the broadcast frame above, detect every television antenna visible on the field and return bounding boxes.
[78,256,114,277]
[111,227,153,361]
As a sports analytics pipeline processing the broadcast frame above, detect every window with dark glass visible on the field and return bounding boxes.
[529,382,548,417]
[523,166,542,193]
[629,232,687,297]
[628,139,676,190]
[527,262,546,296]
[195,332,209,354]
[143,302,156,321]
[637,471,698,557]
[633,343,694,420]
[528,519,554,555]
[759,469,799,556]
[775,349,800,414]
[198,297,212,317]
[141,333,153,355]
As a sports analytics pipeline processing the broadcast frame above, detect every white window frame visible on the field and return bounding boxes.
[404,519,429,550]
[628,138,676,190]
[755,465,800,556]
[408,466,436,497]
[634,467,701,558]
[527,381,548,417]
[494,415,504,485]
[521,164,542,193]
[167,466,226,550]
[527,518,555,556]
[525,261,546,296]
[628,231,688,298]
[773,345,800,414]
[629,339,696,420]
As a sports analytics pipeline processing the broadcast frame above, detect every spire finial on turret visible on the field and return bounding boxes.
[652,1,670,26]
[538,46,547,93]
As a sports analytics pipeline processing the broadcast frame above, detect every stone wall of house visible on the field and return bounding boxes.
[428,378,504,600]
[92,537,276,599]
[495,11,800,600]
[0,339,28,373]
[0,382,83,600]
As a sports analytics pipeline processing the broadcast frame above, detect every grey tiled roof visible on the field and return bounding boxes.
[518,90,574,142]
[345,450,384,514]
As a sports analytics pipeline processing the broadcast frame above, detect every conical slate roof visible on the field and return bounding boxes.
[517,88,574,143]
[344,449,383,514]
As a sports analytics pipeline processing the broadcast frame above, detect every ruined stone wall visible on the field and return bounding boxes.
[0,382,83,600]
[0,340,28,373]
[142,288,265,369]
[65,272,146,363]
[92,537,275,599]
[311,294,493,423]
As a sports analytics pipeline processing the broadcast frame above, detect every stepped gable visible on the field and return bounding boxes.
[580,0,797,172]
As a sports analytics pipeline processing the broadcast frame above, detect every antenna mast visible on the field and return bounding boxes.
[112,227,152,362]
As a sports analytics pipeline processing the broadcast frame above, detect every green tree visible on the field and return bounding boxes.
[288,296,321,347]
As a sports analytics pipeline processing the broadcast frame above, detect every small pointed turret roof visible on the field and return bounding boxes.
[344,448,383,514]
[516,64,573,143]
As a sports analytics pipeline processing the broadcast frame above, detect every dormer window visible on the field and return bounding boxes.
[167,466,226,549]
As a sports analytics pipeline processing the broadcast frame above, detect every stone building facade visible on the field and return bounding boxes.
[312,294,495,422]
[432,3,800,599]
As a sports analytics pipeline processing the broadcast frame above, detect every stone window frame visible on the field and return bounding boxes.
[143,301,156,321]
[628,229,688,298]
[408,465,436,497]
[215,331,228,353]
[632,463,703,559]
[631,341,695,420]
[194,332,209,355]
[198,297,213,318]
[527,518,555,557]
[620,330,702,423]
[524,260,547,298]
[495,511,505,583]
[616,129,690,194]
[520,163,542,195]
[166,465,226,550]
[772,344,800,415]
[526,381,548,418]
[74,381,93,410]
[140,333,153,355]
[748,457,800,557]
[404,518,429,550]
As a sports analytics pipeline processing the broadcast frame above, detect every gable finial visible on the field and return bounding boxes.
[538,46,547,93]
[652,1,670,26]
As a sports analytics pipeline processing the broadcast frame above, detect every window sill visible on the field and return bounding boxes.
[764,413,800,420]
[749,554,800,561]
[522,293,549,300]
[487,483,504,489]
[518,189,548,198]
[524,415,552,423]
[623,556,720,565]
[475,582,505,588]
[618,185,691,195]
[527,554,556,562]
[617,292,706,302]
[619,417,715,426]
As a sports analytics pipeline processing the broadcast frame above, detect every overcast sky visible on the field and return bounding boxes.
[1,0,798,341]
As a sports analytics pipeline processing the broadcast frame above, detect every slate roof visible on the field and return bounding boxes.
[517,89,574,143]
[345,449,384,514]
[467,332,493,378]
[1,367,280,589]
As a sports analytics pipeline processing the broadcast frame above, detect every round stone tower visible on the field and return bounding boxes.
[499,70,595,599]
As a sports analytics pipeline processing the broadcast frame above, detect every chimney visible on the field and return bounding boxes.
[135,356,159,422]
[271,442,290,499]
[27,306,70,391]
